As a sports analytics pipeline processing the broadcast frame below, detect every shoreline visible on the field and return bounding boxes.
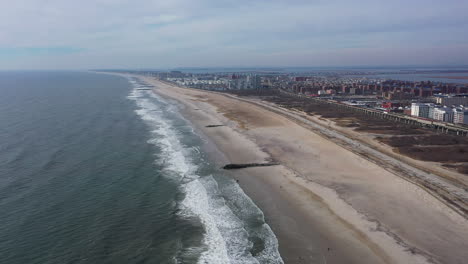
[108,72,468,264]
[147,79,394,264]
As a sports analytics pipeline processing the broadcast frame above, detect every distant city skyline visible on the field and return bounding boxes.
[1,0,468,70]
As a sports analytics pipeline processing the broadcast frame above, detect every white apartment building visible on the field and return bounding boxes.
[411,103,434,118]
[432,107,455,122]
[411,102,468,124]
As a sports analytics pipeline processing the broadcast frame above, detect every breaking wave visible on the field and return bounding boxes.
[127,78,283,264]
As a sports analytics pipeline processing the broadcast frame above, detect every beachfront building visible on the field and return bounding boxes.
[411,103,434,118]
[247,75,261,89]
[168,77,230,90]
[228,75,262,90]
[228,78,249,90]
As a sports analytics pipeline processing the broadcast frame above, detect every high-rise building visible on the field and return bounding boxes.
[247,75,261,89]
[228,75,261,90]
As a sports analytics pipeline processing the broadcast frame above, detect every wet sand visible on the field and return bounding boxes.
[124,74,468,264]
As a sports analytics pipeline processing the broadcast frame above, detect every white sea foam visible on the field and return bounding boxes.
[127,83,283,264]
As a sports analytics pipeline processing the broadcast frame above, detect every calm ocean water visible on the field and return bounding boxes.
[0,71,282,264]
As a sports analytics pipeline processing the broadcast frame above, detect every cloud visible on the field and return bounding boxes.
[0,0,467,69]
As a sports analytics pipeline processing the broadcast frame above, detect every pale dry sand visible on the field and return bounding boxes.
[125,74,468,264]
[296,109,468,188]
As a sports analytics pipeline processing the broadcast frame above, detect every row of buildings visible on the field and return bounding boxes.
[166,74,263,91]
[141,70,468,98]
[434,94,468,106]
[410,103,468,124]
[288,78,468,98]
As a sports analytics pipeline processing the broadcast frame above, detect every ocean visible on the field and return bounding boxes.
[0,71,282,264]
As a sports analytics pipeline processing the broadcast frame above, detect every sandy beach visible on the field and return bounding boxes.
[129,74,468,264]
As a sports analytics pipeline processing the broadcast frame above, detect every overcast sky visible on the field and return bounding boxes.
[1,0,468,69]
